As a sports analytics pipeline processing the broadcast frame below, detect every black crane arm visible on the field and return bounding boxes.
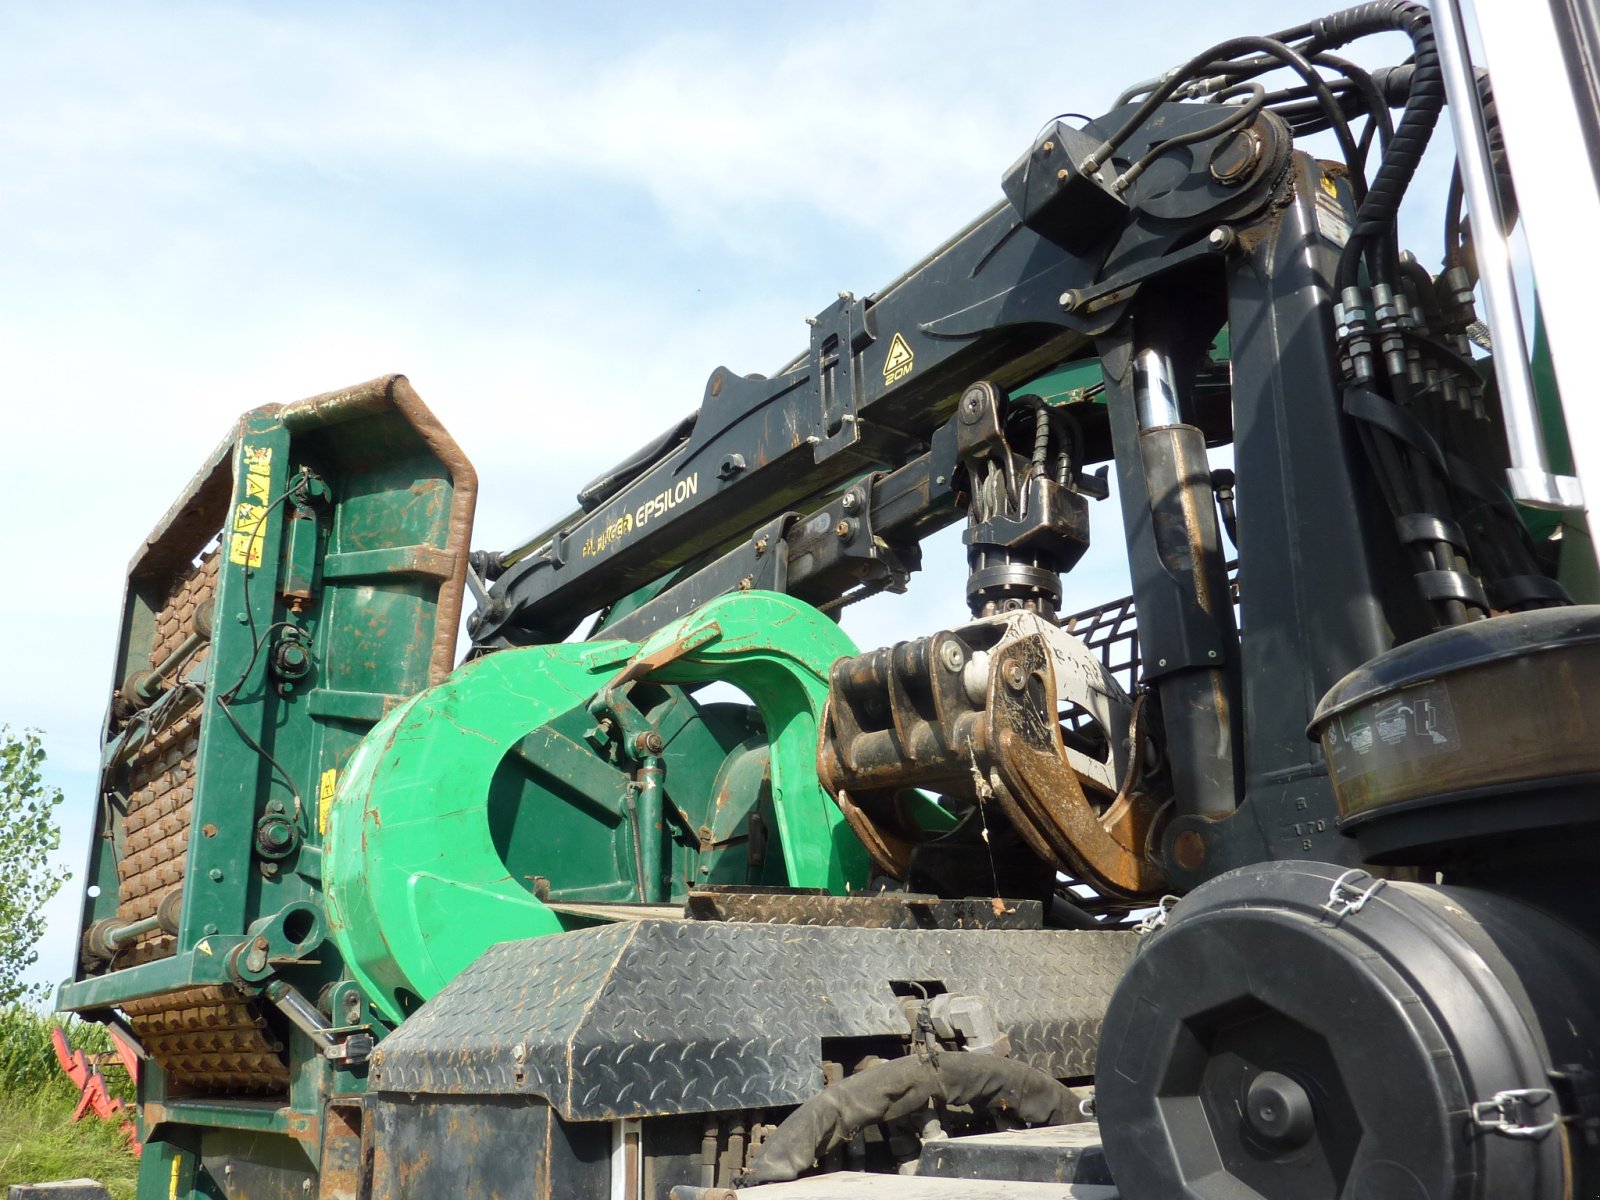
[469,101,1274,649]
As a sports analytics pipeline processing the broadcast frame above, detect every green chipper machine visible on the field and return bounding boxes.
[57,2,1600,1197]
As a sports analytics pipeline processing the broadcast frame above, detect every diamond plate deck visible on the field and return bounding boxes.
[371,920,1136,1120]
[736,1173,1119,1199]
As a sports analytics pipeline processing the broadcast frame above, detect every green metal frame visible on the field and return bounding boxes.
[325,590,868,1024]
[57,377,476,1190]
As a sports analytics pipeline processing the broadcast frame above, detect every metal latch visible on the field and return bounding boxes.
[1322,869,1386,920]
[1470,1087,1560,1139]
[1136,894,1181,936]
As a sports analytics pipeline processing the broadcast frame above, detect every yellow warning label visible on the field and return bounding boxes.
[169,1155,182,1200]
[882,331,915,385]
[1320,173,1339,199]
[228,445,274,568]
[318,767,338,836]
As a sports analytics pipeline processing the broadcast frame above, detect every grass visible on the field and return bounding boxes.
[0,1006,139,1200]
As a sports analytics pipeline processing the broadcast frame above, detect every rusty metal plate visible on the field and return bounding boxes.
[371,920,1136,1120]
[683,889,1043,930]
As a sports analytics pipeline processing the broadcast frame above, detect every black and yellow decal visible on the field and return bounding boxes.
[882,331,915,385]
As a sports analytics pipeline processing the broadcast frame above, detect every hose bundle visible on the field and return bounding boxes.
[742,1051,1088,1185]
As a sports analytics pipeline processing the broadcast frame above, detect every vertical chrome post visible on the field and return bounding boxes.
[1434,0,1583,509]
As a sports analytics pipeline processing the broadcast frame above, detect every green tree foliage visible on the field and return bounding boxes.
[0,728,67,1005]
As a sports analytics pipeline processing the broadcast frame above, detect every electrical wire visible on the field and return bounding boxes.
[218,481,309,824]
[214,692,306,826]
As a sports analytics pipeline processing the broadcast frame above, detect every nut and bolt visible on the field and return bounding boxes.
[959,385,987,422]
[841,491,861,514]
[1003,661,1028,691]
[939,641,966,673]
[633,731,666,756]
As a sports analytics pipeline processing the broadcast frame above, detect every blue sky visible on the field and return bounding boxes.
[0,2,1451,994]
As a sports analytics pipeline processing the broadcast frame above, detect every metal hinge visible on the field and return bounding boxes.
[1321,869,1386,920]
[1470,1088,1560,1139]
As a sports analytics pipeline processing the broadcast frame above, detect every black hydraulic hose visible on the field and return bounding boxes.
[743,1052,1086,1185]
[1303,2,1443,290]
[1115,84,1266,192]
[1084,35,1329,172]
[574,411,697,512]
[1444,164,1466,269]
[1049,892,1104,930]
[1094,39,1361,208]
[1317,52,1394,181]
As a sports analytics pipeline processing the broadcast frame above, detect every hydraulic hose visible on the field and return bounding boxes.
[1303,2,1443,289]
[742,1052,1087,1185]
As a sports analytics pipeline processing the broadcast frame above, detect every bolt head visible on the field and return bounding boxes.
[208,868,224,882]
[1003,661,1028,690]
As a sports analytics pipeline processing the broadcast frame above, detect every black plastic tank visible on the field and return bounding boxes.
[1309,606,1600,862]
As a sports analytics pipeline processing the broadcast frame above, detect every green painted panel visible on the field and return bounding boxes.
[325,591,867,1024]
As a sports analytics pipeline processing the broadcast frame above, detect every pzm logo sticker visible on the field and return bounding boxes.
[882,332,914,385]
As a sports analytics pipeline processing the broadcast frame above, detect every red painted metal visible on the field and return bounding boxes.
[51,1024,142,1157]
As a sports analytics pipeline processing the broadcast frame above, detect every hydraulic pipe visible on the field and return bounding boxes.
[120,604,213,710]
[1139,423,1241,818]
[81,889,183,961]
[264,981,338,1053]
[1432,0,1582,510]
[634,756,668,904]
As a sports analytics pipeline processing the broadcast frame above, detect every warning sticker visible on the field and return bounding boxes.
[882,331,915,385]
[228,445,274,567]
[1314,179,1351,248]
[318,767,338,836]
